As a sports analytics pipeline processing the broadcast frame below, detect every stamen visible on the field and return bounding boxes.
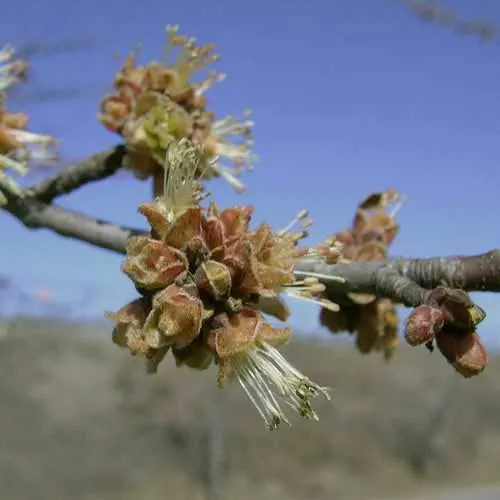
[0,153,27,174]
[230,340,330,430]
[161,138,203,220]
[195,71,226,96]
[284,290,340,312]
[209,162,246,192]
[278,209,309,236]
[293,270,346,284]
[388,193,406,218]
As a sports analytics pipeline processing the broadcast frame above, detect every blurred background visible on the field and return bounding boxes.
[1,1,500,499]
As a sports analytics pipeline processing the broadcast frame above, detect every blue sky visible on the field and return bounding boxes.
[1,0,500,343]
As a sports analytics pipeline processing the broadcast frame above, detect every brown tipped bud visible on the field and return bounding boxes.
[404,305,445,346]
[194,259,232,300]
[436,331,487,378]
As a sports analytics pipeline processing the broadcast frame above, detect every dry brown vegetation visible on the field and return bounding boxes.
[1,317,500,500]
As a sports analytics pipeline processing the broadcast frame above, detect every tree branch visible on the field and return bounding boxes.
[293,250,500,307]
[393,252,500,292]
[27,144,127,203]
[1,177,142,253]
[2,172,500,308]
[294,260,427,307]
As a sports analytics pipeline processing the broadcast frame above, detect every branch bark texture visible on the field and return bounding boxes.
[27,145,126,203]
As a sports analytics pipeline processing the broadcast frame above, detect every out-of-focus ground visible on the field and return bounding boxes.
[400,485,500,500]
[1,318,500,500]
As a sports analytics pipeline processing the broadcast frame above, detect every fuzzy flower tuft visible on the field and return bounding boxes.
[0,45,28,93]
[98,25,255,194]
[0,97,58,177]
[107,140,336,429]
[0,44,58,200]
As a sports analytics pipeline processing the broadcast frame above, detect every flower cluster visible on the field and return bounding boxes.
[317,190,402,360]
[404,286,487,377]
[0,44,58,196]
[98,25,254,194]
[0,44,27,93]
[107,139,336,430]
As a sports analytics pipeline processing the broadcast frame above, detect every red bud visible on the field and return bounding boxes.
[436,331,487,378]
[404,305,445,346]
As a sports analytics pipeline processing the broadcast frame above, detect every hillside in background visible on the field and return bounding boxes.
[0,318,500,500]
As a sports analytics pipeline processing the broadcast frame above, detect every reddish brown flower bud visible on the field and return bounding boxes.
[143,284,204,350]
[138,202,204,249]
[122,236,188,290]
[203,215,225,259]
[354,241,387,261]
[102,97,129,121]
[218,206,253,239]
[221,236,253,284]
[404,305,445,346]
[436,331,487,378]
[137,200,171,239]
[164,207,204,249]
[209,308,261,358]
[194,259,232,300]
[144,64,175,91]
[106,298,149,350]
[424,287,487,334]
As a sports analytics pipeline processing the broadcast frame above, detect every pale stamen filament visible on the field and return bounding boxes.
[231,341,330,430]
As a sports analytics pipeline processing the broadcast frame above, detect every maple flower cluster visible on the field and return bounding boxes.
[317,190,402,360]
[0,44,58,198]
[98,25,254,194]
[107,139,338,430]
